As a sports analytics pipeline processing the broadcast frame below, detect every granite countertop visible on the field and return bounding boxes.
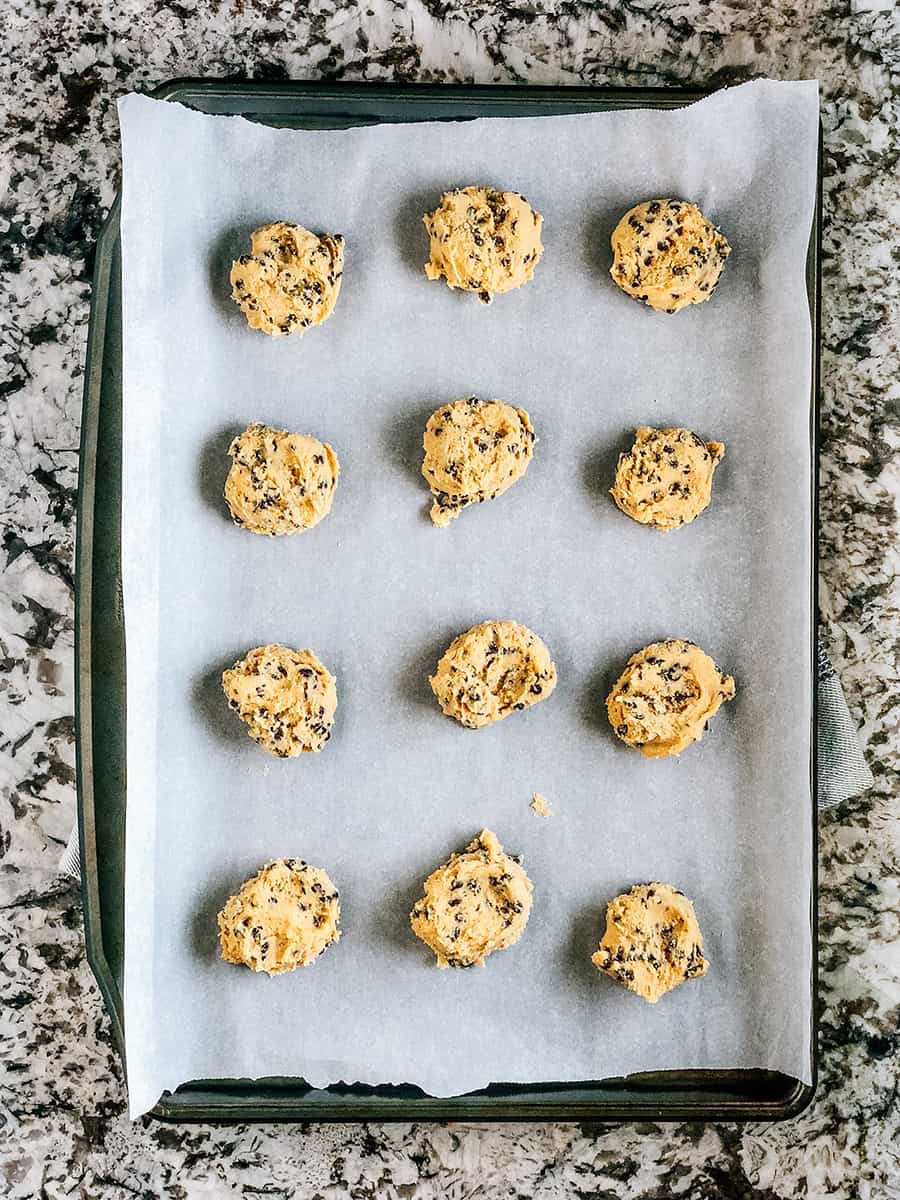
[1,3,897,1196]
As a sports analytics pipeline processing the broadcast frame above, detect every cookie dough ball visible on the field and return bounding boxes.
[606,639,735,758]
[218,859,340,975]
[422,397,536,526]
[592,883,708,1003]
[222,644,337,757]
[410,829,533,968]
[224,422,340,536]
[423,186,543,304]
[230,221,344,335]
[610,199,730,313]
[611,426,724,530]
[430,620,558,729]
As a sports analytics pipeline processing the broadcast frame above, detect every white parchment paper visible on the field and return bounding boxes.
[118,80,818,1118]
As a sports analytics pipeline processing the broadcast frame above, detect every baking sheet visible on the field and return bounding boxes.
[118,80,818,1119]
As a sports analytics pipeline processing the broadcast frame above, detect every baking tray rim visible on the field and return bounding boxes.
[74,76,820,1123]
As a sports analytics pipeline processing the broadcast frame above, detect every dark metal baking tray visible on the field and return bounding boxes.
[75,79,820,1122]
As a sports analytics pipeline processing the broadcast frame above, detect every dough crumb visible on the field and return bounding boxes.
[222,644,337,757]
[606,639,734,758]
[430,620,558,728]
[218,858,340,975]
[410,829,533,968]
[530,793,553,818]
[224,422,340,536]
[609,199,729,313]
[423,186,543,304]
[611,426,724,530]
[422,397,535,526]
[230,221,343,335]
[592,883,708,1002]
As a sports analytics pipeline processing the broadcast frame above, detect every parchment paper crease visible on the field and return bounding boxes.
[119,80,818,1118]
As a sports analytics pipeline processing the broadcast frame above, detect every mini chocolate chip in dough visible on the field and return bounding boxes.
[423,186,543,304]
[224,422,340,536]
[611,426,724,530]
[410,829,533,968]
[218,858,341,975]
[222,644,337,758]
[609,199,730,313]
[422,397,536,526]
[230,221,344,335]
[430,620,558,729]
[606,639,734,758]
[592,883,708,1002]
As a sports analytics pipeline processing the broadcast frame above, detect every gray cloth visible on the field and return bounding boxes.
[816,640,875,809]
[58,640,873,880]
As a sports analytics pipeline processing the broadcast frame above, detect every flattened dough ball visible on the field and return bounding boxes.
[610,199,730,313]
[592,883,710,1003]
[430,620,558,729]
[423,186,543,304]
[422,397,535,526]
[611,426,724,530]
[592,883,708,1002]
[222,644,337,757]
[410,829,533,968]
[224,422,340,536]
[230,221,344,335]
[218,858,340,975]
[606,639,735,758]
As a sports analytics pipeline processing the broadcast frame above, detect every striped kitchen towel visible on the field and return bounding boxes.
[816,641,874,808]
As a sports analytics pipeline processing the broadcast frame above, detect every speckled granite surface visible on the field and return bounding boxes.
[1,3,898,1197]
